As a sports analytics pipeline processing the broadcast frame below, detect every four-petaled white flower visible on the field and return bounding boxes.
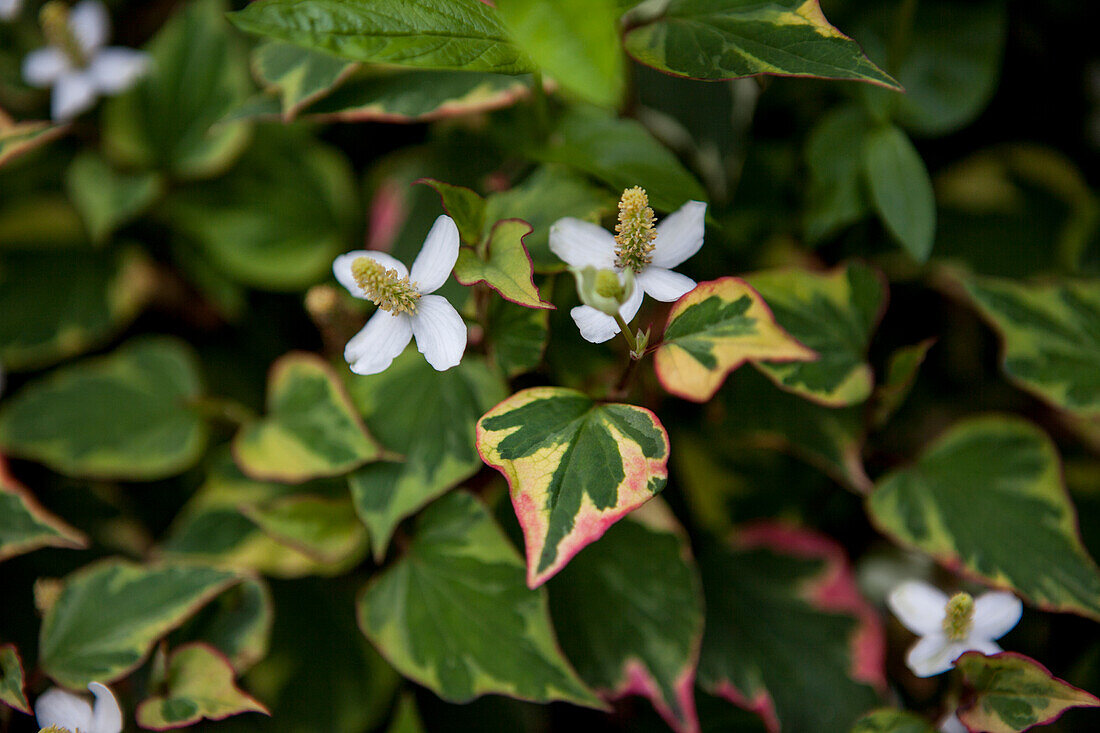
[333,215,466,375]
[0,0,22,21]
[888,579,1022,677]
[22,0,149,121]
[550,188,706,344]
[36,682,123,733]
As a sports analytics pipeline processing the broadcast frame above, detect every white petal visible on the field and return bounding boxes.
[88,48,148,93]
[410,294,466,371]
[22,47,70,87]
[971,591,1023,640]
[938,713,968,733]
[888,580,948,636]
[906,634,959,677]
[36,687,94,731]
[70,0,110,55]
[651,200,706,269]
[0,0,21,21]
[548,217,617,269]
[52,72,98,120]
[333,250,408,299]
[962,636,1002,658]
[345,310,413,375]
[89,682,122,733]
[409,215,460,294]
[569,284,644,344]
[636,266,696,302]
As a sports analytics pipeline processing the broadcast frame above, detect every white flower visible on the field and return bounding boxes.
[938,712,967,733]
[0,0,22,21]
[549,187,706,343]
[22,0,149,121]
[888,579,1022,677]
[333,215,466,375]
[36,682,123,733]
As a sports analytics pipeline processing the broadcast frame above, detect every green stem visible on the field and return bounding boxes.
[614,313,640,356]
[887,0,918,76]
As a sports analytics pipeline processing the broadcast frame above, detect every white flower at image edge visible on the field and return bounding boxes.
[0,0,22,21]
[334,215,466,375]
[888,579,1022,677]
[550,198,706,343]
[938,712,967,733]
[36,682,123,733]
[22,0,149,121]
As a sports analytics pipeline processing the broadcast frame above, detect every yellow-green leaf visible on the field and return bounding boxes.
[0,644,30,714]
[454,219,553,309]
[852,708,936,733]
[241,495,368,565]
[0,114,67,169]
[0,456,87,563]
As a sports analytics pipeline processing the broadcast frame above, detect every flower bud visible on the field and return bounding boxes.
[572,265,635,317]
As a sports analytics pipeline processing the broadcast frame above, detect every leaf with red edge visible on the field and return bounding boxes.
[417,178,485,246]
[0,109,67,169]
[454,219,554,309]
[0,644,30,715]
[0,455,87,563]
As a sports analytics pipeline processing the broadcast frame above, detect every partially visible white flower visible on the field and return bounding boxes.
[333,215,466,375]
[888,579,1022,677]
[0,0,22,21]
[550,186,706,344]
[938,712,967,733]
[22,0,149,121]
[36,682,123,733]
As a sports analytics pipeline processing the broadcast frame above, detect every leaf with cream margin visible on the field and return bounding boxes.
[417,178,486,246]
[476,386,670,587]
[137,643,268,729]
[655,277,816,402]
[0,110,67,169]
[357,490,601,707]
[251,42,355,119]
[177,576,273,673]
[548,500,704,733]
[241,495,368,565]
[851,708,936,733]
[0,455,87,563]
[0,644,30,714]
[454,219,553,309]
[234,353,382,483]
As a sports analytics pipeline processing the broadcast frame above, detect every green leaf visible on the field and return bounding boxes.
[963,276,1100,418]
[234,353,382,482]
[851,708,936,733]
[418,178,486,246]
[386,693,425,733]
[955,652,1100,733]
[346,351,507,559]
[623,0,898,88]
[548,501,704,733]
[0,338,208,480]
[495,0,623,107]
[252,42,355,119]
[863,124,936,262]
[803,104,873,244]
[39,559,242,688]
[229,0,535,74]
[0,456,87,562]
[476,386,670,587]
[868,415,1100,620]
[102,0,252,179]
[0,116,66,169]
[64,152,164,244]
[357,490,601,707]
[655,277,816,402]
[180,577,273,673]
[747,262,886,406]
[486,297,549,378]
[242,495,368,565]
[137,643,268,729]
[0,644,30,715]
[872,339,936,428]
[698,524,884,732]
[455,219,552,309]
[0,248,154,372]
[536,106,707,213]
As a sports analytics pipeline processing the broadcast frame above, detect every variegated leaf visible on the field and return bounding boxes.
[252,42,355,119]
[454,219,553,309]
[241,495,368,565]
[0,112,66,169]
[0,456,87,563]
[852,708,936,733]
[0,644,30,714]
[418,178,486,246]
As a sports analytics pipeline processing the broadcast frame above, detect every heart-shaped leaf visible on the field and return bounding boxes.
[476,387,670,587]
[0,644,30,714]
[418,178,486,246]
[0,456,86,563]
[454,219,553,309]
[655,277,816,402]
[357,490,601,707]
[241,495,368,565]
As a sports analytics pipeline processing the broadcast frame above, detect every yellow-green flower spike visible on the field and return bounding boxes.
[943,591,975,641]
[40,1,87,67]
[351,257,421,314]
[40,726,71,733]
[614,186,657,273]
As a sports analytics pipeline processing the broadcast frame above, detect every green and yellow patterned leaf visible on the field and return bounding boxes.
[0,338,207,480]
[418,178,486,246]
[180,576,273,673]
[241,495,368,565]
[0,644,30,714]
[868,415,1100,620]
[956,652,1100,733]
[963,276,1100,418]
[0,456,87,563]
[548,500,704,733]
[65,152,164,244]
[454,219,552,309]
[852,708,936,733]
[234,353,382,483]
[698,524,885,732]
[137,643,268,729]
[655,277,816,402]
[747,262,887,406]
[623,0,898,88]
[0,113,66,169]
[476,387,670,587]
[872,339,936,428]
[39,559,243,688]
[357,491,601,707]
[252,42,355,119]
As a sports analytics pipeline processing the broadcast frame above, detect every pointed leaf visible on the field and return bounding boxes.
[65,152,164,244]
[623,0,898,88]
[0,644,30,715]
[357,491,601,707]
[549,501,704,733]
[454,219,552,309]
[863,124,937,262]
[252,42,356,119]
[418,178,486,246]
[871,339,936,428]
[655,277,817,402]
[0,456,87,563]
[747,262,887,406]
[241,495,368,565]
[0,114,67,169]
[804,104,873,244]
[852,709,936,733]
[955,652,1100,733]
[234,353,382,483]
[180,576,273,673]
[868,415,1100,620]
[476,387,670,587]
[386,693,425,733]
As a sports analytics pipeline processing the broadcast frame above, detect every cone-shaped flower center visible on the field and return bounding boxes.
[614,186,657,273]
[942,591,975,641]
[351,257,421,314]
[40,2,87,67]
